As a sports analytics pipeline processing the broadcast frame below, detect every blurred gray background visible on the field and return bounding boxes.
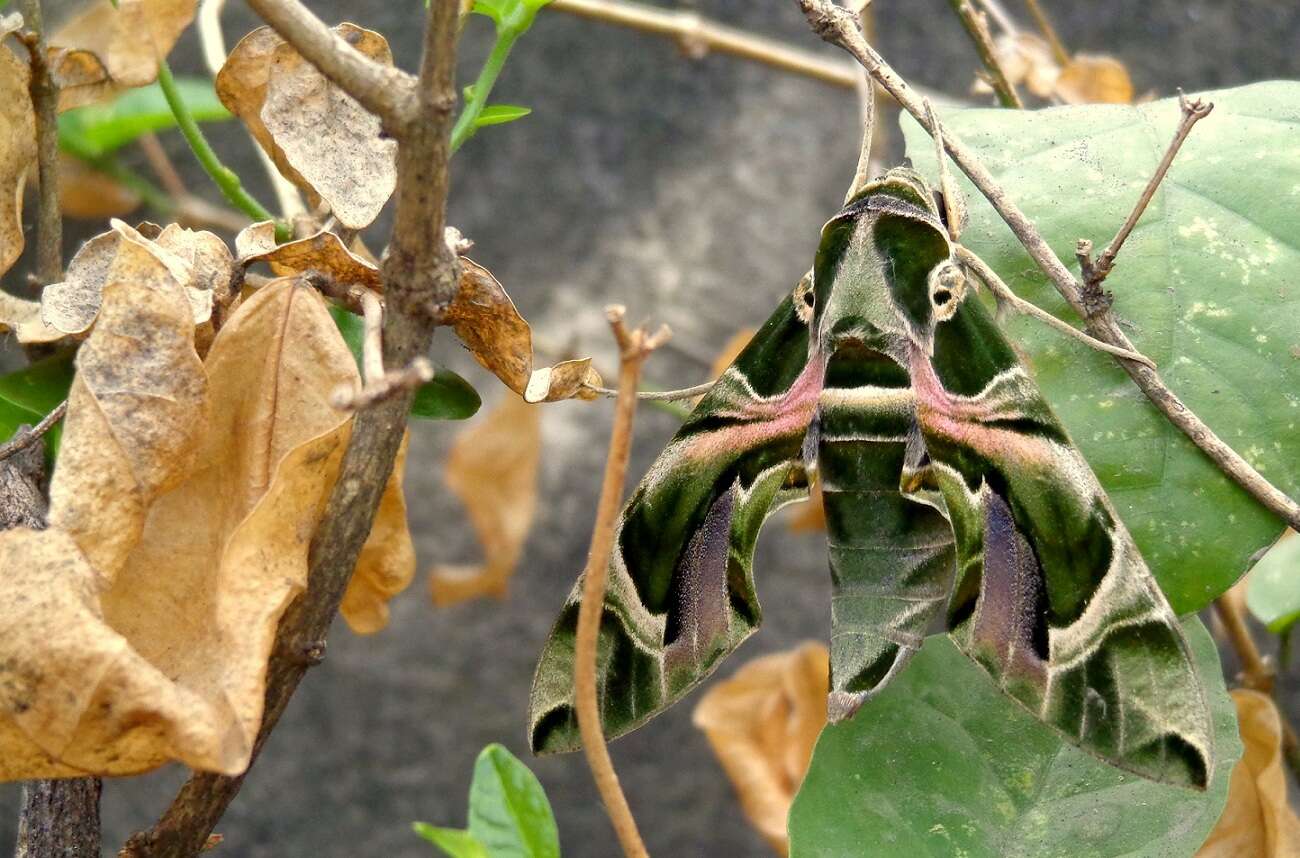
[3,0,1300,855]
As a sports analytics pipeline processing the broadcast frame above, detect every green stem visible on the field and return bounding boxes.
[156,59,288,241]
[450,29,520,154]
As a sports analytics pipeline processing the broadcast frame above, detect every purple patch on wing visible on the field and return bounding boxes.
[971,490,1048,688]
[663,484,736,675]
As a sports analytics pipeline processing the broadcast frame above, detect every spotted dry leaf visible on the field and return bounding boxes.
[692,643,829,856]
[0,40,35,278]
[1195,690,1300,857]
[0,276,413,780]
[429,395,541,606]
[447,259,601,402]
[41,220,220,336]
[1055,55,1135,105]
[239,229,381,291]
[217,24,396,229]
[50,0,198,110]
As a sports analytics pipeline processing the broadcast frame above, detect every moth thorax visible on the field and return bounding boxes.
[928,260,966,322]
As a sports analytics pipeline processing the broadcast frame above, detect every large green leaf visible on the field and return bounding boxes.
[58,78,232,160]
[0,351,77,456]
[788,619,1238,858]
[328,305,480,421]
[1246,533,1300,633]
[901,82,1300,613]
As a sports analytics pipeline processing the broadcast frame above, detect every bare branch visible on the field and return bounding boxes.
[575,305,665,858]
[955,247,1154,367]
[244,0,418,132]
[1079,91,1214,299]
[18,0,62,285]
[0,401,66,462]
[121,0,463,854]
[948,0,1022,108]
[551,0,857,88]
[584,379,713,401]
[793,0,1300,532]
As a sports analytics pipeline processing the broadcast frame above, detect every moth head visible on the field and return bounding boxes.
[928,260,967,323]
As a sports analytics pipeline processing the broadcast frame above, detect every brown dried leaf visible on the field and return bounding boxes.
[446,259,601,402]
[692,643,830,856]
[429,395,541,606]
[48,238,207,577]
[50,0,198,110]
[42,220,220,335]
[58,153,141,218]
[0,276,413,779]
[341,435,416,634]
[234,219,278,259]
[1055,55,1135,105]
[239,229,381,291]
[0,42,35,278]
[217,24,396,229]
[1195,690,1300,857]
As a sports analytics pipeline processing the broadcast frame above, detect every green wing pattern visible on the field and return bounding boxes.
[528,295,820,754]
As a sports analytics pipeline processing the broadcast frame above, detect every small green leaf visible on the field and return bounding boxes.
[471,0,553,33]
[58,78,232,160]
[0,351,77,457]
[328,305,480,421]
[788,619,1238,858]
[475,105,532,128]
[467,744,560,858]
[1246,535,1300,633]
[412,823,489,858]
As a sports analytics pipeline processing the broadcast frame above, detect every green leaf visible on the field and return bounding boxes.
[412,823,489,858]
[789,619,1239,858]
[0,351,77,457]
[471,0,553,33]
[466,744,560,858]
[901,82,1300,613]
[328,305,480,421]
[58,78,232,160]
[1246,534,1300,633]
[475,104,532,128]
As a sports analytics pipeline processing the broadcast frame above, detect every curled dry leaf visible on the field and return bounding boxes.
[42,220,221,336]
[217,24,397,229]
[239,228,381,292]
[446,259,601,403]
[1195,690,1300,857]
[0,276,413,779]
[50,0,199,110]
[1055,55,1135,105]
[692,642,829,856]
[0,39,35,278]
[429,395,541,606]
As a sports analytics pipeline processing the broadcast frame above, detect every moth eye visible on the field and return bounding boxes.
[929,262,966,321]
[793,276,815,323]
[803,290,816,307]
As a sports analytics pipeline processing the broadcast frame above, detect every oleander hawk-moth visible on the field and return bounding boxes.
[528,167,1213,789]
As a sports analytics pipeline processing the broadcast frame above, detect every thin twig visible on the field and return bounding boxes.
[584,380,714,401]
[332,359,434,412]
[956,247,1154,367]
[1078,91,1214,304]
[947,0,1022,108]
[0,401,65,462]
[18,0,61,285]
[551,0,855,87]
[245,0,417,132]
[575,305,665,858]
[120,0,462,854]
[137,132,189,199]
[1021,0,1068,64]
[359,290,385,385]
[1213,592,1300,779]
[793,0,1300,533]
